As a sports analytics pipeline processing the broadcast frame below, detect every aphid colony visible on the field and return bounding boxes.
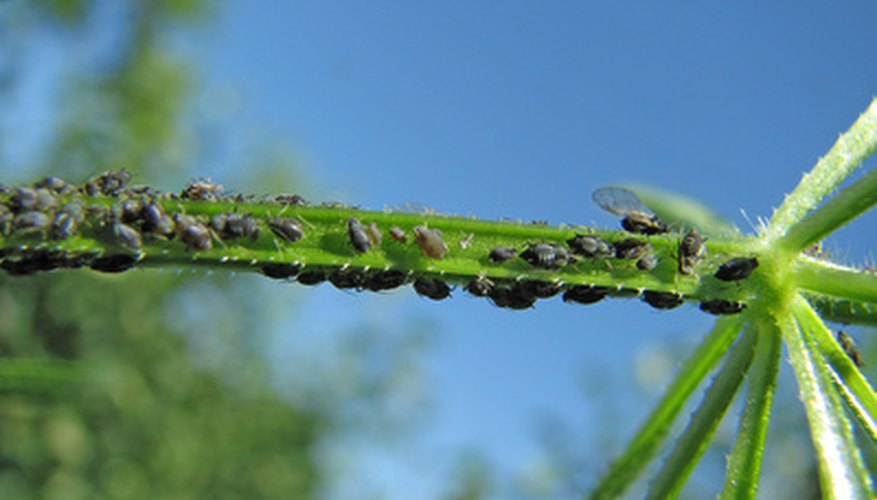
[0,174,754,315]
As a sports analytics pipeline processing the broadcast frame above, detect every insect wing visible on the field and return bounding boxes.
[592,186,653,217]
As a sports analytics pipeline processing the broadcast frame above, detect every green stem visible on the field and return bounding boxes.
[589,315,744,500]
[793,259,877,305]
[646,325,757,500]
[720,317,781,500]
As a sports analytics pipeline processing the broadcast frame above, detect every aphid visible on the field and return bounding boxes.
[642,290,684,310]
[142,202,176,238]
[614,238,650,260]
[181,179,223,201]
[678,229,705,275]
[636,253,659,271]
[84,170,132,196]
[465,277,494,297]
[113,222,143,251]
[347,217,372,253]
[34,176,71,194]
[267,193,308,206]
[89,254,138,273]
[413,277,451,300]
[1,251,62,275]
[363,270,407,292]
[699,299,746,315]
[837,331,863,368]
[51,212,79,240]
[488,283,537,310]
[329,267,366,290]
[562,285,609,305]
[517,280,563,299]
[296,269,327,286]
[174,214,212,251]
[389,227,407,243]
[211,212,261,240]
[489,246,517,263]
[413,226,448,259]
[715,257,759,282]
[519,243,570,269]
[592,186,668,235]
[366,222,382,246]
[12,211,50,235]
[566,235,614,258]
[261,263,301,280]
[268,217,304,242]
[0,205,13,235]
[117,198,143,224]
[10,187,57,213]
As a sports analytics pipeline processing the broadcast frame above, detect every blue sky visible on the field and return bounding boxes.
[5,0,877,497]
[191,2,877,497]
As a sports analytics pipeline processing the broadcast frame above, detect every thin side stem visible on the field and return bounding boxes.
[646,325,757,500]
[793,259,877,305]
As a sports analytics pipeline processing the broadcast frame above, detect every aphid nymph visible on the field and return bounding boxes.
[268,217,304,243]
[413,277,452,301]
[413,226,448,259]
[174,214,212,251]
[566,235,614,258]
[614,238,650,260]
[699,299,746,315]
[714,257,759,282]
[519,243,569,269]
[347,217,372,253]
[678,229,705,275]
[642,290,684,310]
[837,330,863,368]
[489,246,516,263]
[389,227,407,243]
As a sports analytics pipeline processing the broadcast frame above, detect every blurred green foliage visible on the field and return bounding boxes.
[0,2,328,498]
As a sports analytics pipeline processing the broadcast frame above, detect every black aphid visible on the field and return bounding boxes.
[347,217,372,253]
[0,251,64,275]
[142,202,176,238]
[296,269,327,286]
[329,267,366,290]
[49,208,79,241]
[113,222,143,251]
[261,263,301,280]
[174,214,212,251]
[117,198,143,224]
[715,257,759,282]
[489,246,517,263]
[0,205,12,235]
[389,227,407,243]
[363,270,407,292]
[211,212,261,240]
[89,254,138,273]
[699,299,746,315]
[84,170,132,196]
[488,283,536,310]
[413,226,448,259]
[642,290,684,310]
[837,330,863,368]
[520,243,570,269]
[517,280,563,299]
[10,187,57,213]
[413,277,451,300]
[12,211,50,235]
[678,229,705,275]
[614,238,650,260]
[181,179,223,201]
[566,235,614,258]
[34,176,71,194]
[592,186,668,235]
[465,277,494,297]
[636,254,658,271]
[268,217,304,242]
[563,285,609,305]
[268,193,308,206]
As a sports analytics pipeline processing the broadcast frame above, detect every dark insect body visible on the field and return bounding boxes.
[489,246,517,263]
[268,193,308,206]
[592,186,668,235]
[363,270,407,291]
[678,229,705,275]
[142,202,176,238]
[329,267,366,290]
[347,217,372,253]
[563,285,609,305]
[699,299,746,315]
[614,238,650,260]
[89,254,138,273]
[211,212,261,240]
[488,283,537,310]
[181,179,223,201]
[296,269,327,286]
[566,235,614,258]
[84,170,132,196]
[113,222,143,251]
[413,226,448,259]
[10,187,57,213]
[34,176,72,194]
[413,277,451,300]
[12,211,50,235]
[636,254,658,271]
[1,250,66,275]
[517,280,563,299]
[389,227,407,243]
[174,214,212,251]
[837,330,863,368]
[715,257,759,282]
[0,205,13,235]
[465,277,494,297]
[268,217,304,242]
[642,290,684,310]
[51,209,80,240]
[261,263,300,280]
[519,243,570,269]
